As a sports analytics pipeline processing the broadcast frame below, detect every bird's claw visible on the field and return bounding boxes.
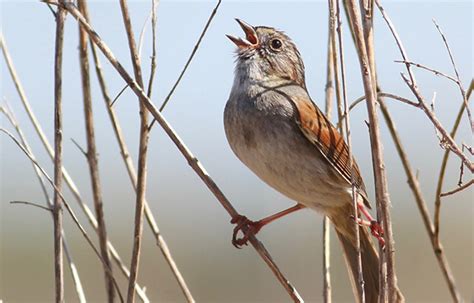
[231,215,260,248]
[369,220,385,248]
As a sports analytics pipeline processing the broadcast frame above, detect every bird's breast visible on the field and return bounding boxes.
[224,90,350,211]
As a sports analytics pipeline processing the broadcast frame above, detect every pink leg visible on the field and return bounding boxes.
[356,201,386,247]
[231,204,305,248]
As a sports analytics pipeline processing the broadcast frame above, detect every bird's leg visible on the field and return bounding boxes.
[231,203,305,248]
[354,201,385,247]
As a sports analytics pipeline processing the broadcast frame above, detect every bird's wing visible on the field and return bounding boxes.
[291,94,370,207]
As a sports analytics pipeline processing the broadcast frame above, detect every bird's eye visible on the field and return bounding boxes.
[270,39,282,51]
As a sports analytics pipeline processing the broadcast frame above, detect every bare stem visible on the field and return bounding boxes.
[53,7,66,302]
[77,1,115,300]
[334,0,365,301]
[61,3,303,301]
[322,2,335,301]
[440,179,473,197]
[117,1,151,302]
[345,0,401,301]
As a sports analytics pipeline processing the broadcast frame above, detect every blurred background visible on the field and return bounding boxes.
[1,0,472,302]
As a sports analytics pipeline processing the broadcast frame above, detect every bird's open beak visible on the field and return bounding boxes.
[226,19,258,49]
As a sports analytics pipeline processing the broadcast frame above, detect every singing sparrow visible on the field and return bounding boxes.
[224,19,404,303]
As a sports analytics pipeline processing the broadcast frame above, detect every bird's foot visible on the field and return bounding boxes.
[369,220,385,248]
[351,216,386,248]
[231,215,263,248]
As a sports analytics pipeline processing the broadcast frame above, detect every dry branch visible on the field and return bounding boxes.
[322,2,335,301]
[440,179,473,197]
[53,7,66,302]
[57,2,303,301]
[77,1,115,300]
[117,0,151,302]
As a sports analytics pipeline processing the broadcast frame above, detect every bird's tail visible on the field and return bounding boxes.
[329,204,405,303]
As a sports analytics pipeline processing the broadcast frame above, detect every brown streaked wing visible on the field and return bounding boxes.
[291,95,370,207]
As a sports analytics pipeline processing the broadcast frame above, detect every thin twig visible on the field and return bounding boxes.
[146,0,159,98]
[148,0,222,129]
[432,19,473,132]
[394,60,458,84]
[1,105,87,303]
[336,92,419,130]
[10,200,53,212]
[0,128,125,303]
[0,29,150,303]
[71,138,87,156]
[61,3,303,301]
[334,0,365,301]
[378,98,462,302]
[78,1,115,300]
[111,84,129,107]
[375,0,473,173]
[440,179,474,197]
[53,7,66,302]
[346,0,401,301]
[118,0,151,302]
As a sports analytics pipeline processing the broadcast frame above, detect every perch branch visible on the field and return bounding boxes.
[58,3,303,301]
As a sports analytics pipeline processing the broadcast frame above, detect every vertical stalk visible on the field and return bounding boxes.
[53,7,66,303]
[77,1,115,301]
[118,1,149,302]
[344,0,400,301]
[335,0,365,301]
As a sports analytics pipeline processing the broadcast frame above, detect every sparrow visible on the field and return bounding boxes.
[223,19,404,303]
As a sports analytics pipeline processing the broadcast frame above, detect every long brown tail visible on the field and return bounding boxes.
[329,204,404,303]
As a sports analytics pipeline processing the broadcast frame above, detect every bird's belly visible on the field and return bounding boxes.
[225,110,350,211]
